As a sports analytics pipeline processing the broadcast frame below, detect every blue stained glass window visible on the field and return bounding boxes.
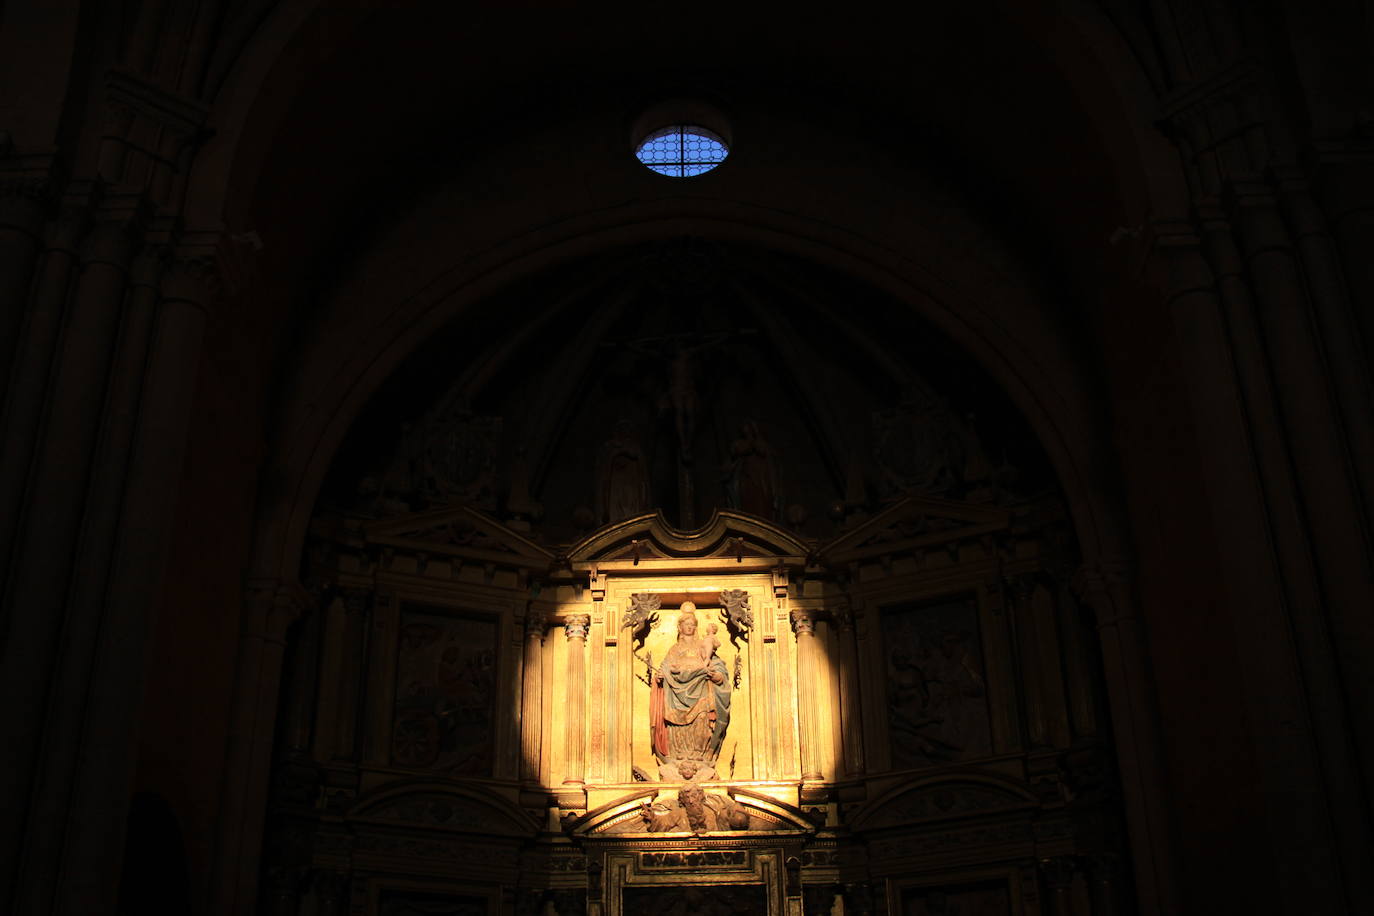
[635,125,729,177]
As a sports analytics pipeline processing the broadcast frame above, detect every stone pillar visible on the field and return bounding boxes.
[1230,179,1374,812]
[832,606,865,777]
[1086,854,1122,916]
[329,587,373,758]
[1276,168,1374,531]
[522,610,547,782]
[1030,583,1071,749]
[1316,156,1374,355]
[790,608,823,782]
[1072,562,1177,916]
[1054,585,1098,741]
[0,212,138,898]
[562,615,590,786]
[314,870,347,916]
[1190,206,1372,906]
[10,245,161,915]
[0,175,49,386]
[0,203,86,586]
[210,584,310,916]
[280,608,323,759]
[1009,577,1049,749]
[1038,857,1079,916]
[50,249,220,915]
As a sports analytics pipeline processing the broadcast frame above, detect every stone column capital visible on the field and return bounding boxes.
[831,604,854,631]
[525,610,548,639]
[160,251,221,312]
[244,580,313,643]
[78,218,141,269]
[789,608,815,638]
[0,175,53,238]
[564,614,590,641]
[339,587,371,615]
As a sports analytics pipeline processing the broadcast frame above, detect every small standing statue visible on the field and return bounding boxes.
[596,419,650,524]
[723,420,777,519]
[649,603,732,780]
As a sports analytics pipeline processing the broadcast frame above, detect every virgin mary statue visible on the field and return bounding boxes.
[650,604,731,778]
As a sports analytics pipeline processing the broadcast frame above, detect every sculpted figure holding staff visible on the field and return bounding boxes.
[649,603,731,779]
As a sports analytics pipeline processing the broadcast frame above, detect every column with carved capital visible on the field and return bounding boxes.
[1009,577,1049,749]
[1071,562,1177,916]
[313,588,370,761]
[790,609,823,782]
[0,206,141,899]
[562,615,590,785]
[51,243,224,914]
[0,174,50,384]
[1191,200,1374,908]
[0,202,86,582]
[832,606,865,777]
[1317,154,1374,353]
[1231,180,1374,794]
[12,243,164,915]
[521,610,547,782]
[1275,169,1374,530]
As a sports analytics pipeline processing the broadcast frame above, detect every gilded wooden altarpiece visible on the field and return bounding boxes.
[272,499,1126,915]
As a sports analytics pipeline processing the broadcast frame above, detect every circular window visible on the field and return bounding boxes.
[635,125,729,177]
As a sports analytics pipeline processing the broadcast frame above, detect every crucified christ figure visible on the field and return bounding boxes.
[621,330,738,466]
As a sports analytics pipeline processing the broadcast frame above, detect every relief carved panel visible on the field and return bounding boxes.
[881,597,992,769]
[391,607,498,774]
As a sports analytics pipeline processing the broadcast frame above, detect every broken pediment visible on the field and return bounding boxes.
[362,505,556,569]
[816,496,1011,565]
[567,509,810,568]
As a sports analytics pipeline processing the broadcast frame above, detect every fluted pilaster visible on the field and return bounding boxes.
[561,614,590,785]
[521,610,547,782]
[790,608,822,782]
